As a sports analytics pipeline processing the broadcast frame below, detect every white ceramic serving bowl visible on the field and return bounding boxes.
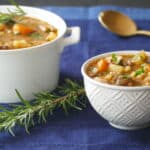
[81,50,150,130]
[0,5,80,103]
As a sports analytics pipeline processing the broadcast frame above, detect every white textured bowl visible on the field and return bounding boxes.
[81,50,150,130]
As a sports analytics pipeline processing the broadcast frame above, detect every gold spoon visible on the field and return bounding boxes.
[98,10,150,37]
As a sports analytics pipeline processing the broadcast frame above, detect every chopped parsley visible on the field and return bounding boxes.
[112,54,117,63]
[135,68,145,76]
[30,32,42,39]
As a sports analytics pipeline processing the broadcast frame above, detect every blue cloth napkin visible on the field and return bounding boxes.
[2,6,150,150]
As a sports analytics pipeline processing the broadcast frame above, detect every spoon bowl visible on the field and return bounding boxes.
[98,10,150,37]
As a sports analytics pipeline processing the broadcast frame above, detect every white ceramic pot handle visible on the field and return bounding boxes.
[61,26,80,52]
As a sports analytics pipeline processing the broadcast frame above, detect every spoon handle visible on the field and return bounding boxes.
[136,30,150,36]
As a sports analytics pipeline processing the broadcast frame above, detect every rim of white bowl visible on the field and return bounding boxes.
[81,50,150,91]
[0,5,67,54]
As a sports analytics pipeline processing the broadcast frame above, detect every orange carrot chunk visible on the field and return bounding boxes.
[0,23,6,31]
[13,24,35,35]
[97,59,109,72]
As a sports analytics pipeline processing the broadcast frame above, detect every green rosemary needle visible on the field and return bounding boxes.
[0,0,26,24]
[0,79,86,136]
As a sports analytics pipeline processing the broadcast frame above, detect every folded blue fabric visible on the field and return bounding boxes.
[2,6,150,150]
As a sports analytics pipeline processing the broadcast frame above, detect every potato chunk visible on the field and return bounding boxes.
[109,64,124,74]
[131,51,147,65]
[13,40,28,48]
[46,32,57,41]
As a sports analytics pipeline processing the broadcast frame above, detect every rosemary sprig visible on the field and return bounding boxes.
[0,0,26,24]
[0,79,86,136]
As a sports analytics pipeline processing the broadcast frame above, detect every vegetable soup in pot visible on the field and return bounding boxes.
[86,51,150,86]
[0,12,58,49]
